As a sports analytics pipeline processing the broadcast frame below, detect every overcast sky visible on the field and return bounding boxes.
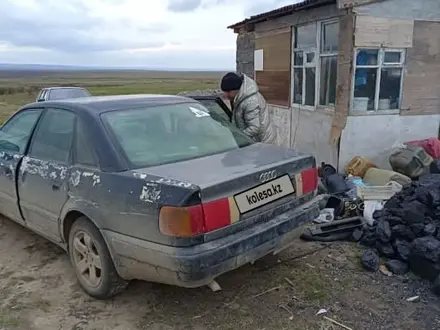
[0,0,295,69]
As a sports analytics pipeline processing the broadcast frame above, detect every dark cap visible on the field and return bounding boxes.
[220,72,243,92]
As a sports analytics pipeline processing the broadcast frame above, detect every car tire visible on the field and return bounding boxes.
[68,216,128,299]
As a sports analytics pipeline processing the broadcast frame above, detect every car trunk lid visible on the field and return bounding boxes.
[140,143,318,242]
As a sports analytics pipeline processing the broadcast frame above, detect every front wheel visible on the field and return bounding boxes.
[68,217,128,299]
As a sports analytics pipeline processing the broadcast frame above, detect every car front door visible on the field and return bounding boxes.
[18,108,75,242]
[0,109,43,224]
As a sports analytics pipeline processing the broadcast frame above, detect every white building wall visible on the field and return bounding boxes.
[339,114,440,170]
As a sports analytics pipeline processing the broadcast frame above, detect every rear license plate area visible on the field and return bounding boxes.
[234,174,295,214]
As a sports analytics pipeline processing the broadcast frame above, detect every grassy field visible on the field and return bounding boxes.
[0,70,225,123]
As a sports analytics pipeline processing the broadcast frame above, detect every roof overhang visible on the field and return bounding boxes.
[227,0,337,32]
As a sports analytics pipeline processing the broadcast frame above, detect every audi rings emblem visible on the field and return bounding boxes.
[259,170,277,183]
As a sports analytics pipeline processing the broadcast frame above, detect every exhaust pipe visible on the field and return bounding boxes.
[207,280,222,292]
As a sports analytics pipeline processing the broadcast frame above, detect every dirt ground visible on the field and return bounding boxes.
[0,216,439,330]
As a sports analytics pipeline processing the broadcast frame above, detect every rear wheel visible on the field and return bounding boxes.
[68,217,127,299]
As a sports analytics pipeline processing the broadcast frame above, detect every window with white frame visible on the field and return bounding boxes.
[352,48,405,112]
[319,21,338,106]
[292,24,317,106]
[292,20,339,108]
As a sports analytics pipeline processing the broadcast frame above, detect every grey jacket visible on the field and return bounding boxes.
[232,74,277,144]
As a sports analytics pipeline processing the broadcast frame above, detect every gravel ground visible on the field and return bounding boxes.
[0,216,439,330]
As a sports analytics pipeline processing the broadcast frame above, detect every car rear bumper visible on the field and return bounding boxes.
[102,196,321,288]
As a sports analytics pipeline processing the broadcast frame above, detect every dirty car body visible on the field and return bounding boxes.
[0,94,320,299]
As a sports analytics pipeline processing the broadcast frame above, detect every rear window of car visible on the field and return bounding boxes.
[48,88,90,100]
[196,99,231,123]
[101,102,252,168]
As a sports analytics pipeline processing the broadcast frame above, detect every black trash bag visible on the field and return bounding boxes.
[386,259,409,275]
[432,274,440,296]
[352,228,364,242]
[410,236,440,264]
[376,242,395,258]
[376,220,391,243]
[317,162,349,194]
[361,250,380,272]
[318,162,337,178]
[393,239,411,261]
[430,160,440,174]
[324,173,349,194]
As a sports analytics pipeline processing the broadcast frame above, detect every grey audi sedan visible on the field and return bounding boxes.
[0,94,320,299]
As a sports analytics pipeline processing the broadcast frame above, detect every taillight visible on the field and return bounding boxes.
[159,205,204,237]
[202,197,239,232]
[159,197,240,238]
[301,167,318,195]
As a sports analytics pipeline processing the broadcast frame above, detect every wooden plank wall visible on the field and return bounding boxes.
[355,15,414,48]
[401,20,440,116]
[254,27,292,107]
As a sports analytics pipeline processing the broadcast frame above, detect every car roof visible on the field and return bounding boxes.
[42,87,87,90]
[181,94,218,100]
[22,94,197,114]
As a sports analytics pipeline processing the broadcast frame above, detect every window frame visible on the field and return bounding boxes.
[100,102,253,170]
[291,22,317,110]
[72,118,99,169]
[37,89,47,101]
[351,48,406,113]
[0,108,44,154]
[291,18,339,110]
[27,107,76,165]
[318,20,339,107]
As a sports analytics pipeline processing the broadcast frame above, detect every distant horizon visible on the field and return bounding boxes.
[0,63,233,72]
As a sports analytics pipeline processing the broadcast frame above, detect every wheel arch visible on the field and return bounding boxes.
[63,210,128,298]
[62,210,85,244]
[61,208,102,247]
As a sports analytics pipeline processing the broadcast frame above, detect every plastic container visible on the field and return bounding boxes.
[356,181,402,200]
[378,98,390,110]
[389,145,433,179]
[345,176,364,200]
[353,97,369,111]
[363,167,411,186]
[345,156,377,177]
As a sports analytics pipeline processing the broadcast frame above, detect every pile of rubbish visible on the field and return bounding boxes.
[301,137,440,293]
[360,174,440,283]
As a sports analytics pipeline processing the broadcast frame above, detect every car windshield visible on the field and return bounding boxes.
[48,88,90,100]
[101,102,253,168]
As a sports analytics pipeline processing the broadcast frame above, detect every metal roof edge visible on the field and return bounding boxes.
[227,0,337,29]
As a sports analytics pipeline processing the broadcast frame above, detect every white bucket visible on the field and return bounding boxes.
[379,98,390,110]
[353,97,369,111]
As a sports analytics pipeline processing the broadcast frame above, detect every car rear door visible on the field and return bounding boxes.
[17,108,76,242]
[0,109,43,224]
